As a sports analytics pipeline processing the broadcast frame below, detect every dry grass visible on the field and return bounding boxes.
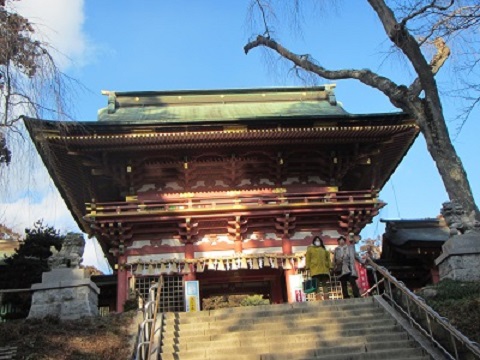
[0,311,138,360]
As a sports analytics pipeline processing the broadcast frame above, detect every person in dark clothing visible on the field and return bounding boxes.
[333,235,362,298]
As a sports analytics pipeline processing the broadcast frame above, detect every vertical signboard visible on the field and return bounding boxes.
[289,274,306,303]
[185,280,200,312]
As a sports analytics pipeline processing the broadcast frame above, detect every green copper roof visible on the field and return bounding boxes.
[97,86,349,123]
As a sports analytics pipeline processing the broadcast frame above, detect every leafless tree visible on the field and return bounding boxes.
[245,0,480,222]
[0,0,73,167]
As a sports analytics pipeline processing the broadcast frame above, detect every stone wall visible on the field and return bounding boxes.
[435,231,480,282]
[438,253,480,282]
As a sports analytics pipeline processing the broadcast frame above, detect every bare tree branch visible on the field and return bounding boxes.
[255,0,271,37]
[400,0,454,28]
[0,1,75,165]
[245,35,409,108]
[245,0,480,220]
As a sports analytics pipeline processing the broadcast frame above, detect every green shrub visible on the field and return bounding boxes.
[123,298,138,311]
[432,279,480,301]
[422,279,480,344]
[240,294,269,307]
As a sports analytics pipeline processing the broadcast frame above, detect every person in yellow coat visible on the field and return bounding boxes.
[305,236,331,298]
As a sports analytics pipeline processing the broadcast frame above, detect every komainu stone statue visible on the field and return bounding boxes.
[441,201,480,236]
[28,233,99,320]
[435,201,480,281]
[48,233,85,269]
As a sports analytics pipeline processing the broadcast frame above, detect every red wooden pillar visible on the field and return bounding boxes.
[116,255,127,312]
[184,242,196,281]
[234,239,243,254]
[282,235,295,303]
[231,215,244,254]
[431,267,440,284]
[271,275,283,304]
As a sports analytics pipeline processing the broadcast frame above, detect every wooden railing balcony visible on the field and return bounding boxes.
[85,189,381,221]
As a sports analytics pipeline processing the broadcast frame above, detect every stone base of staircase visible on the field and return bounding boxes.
[158,297,441,360]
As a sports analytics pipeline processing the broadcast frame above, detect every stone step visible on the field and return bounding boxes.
[163,306,385,327]
[165,298,376,322]
[163,314,395,335]
[160,332,411,353]
[261,346,428,360]
[157,297,435,360]
[161,323,404,346]
[162,317,398,339]
[160,340,424,360]
[0,346,17,360]
[262,347,429,360]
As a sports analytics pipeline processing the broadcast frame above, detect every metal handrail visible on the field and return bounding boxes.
[366,258,480,360]
[147,276,163,359]
[134,276,164,360]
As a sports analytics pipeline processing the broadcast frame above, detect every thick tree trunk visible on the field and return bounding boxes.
[411,100,480,221]
[367,0,479,220]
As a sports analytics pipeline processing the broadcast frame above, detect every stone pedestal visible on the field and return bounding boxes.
[435,231,480,282]
[28,268,100,320]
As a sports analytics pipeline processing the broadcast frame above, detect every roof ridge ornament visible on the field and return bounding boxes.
[101,90,117,114]
[325,84,337,106]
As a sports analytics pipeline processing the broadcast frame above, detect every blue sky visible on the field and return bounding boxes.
[3,1,479,271]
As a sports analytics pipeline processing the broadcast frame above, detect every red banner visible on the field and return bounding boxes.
[355,262,369,294]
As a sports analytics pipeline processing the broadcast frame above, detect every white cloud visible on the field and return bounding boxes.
[83,236,112,274]
[0,162,112,274]
[0,126,112,273]
[0,179,79,234]
[8,0,91,69]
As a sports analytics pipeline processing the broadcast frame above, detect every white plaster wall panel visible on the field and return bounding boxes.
[238,179,251,186]
[242,247,282,255]
[307,176,325,184]
[244,233,279,243]
[194,250,236,258]
[127,253,185,263]
[215,180,229,187]
[259,178,274,185]
[292,245,308,254]
[322,229,342,237]
[165,182,182,191]
[191,180,205,189]
[265,233,279,240]
[290,232,313,240]
[283,177,299,185]
[137,184,156,192]
[129,240,152,249]
[244,233,263,241]
[129,238,183,249]
[197,234,233,245]
[159,239,183,246]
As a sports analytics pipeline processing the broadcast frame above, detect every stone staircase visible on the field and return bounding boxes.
[159,297,435,360]
[0,346,16,360]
